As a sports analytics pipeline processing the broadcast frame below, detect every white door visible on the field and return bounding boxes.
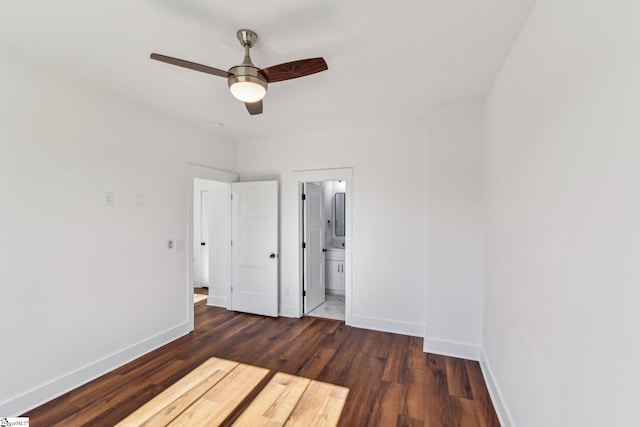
[199,189,210,286]
[231,181,279,317]
[304,183,325,313]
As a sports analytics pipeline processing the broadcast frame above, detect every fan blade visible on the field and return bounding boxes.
[150,53,229,78]
[261,58,327,83]
[245,100,263,115]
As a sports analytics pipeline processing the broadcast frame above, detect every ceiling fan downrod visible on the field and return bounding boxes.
[237,29,258,66]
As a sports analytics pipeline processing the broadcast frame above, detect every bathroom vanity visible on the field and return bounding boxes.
[325,248,345,295]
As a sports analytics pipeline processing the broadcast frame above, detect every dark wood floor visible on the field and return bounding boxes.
[24,300,500,426]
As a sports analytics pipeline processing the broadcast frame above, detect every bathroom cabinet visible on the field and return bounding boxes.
[325,249,345,295]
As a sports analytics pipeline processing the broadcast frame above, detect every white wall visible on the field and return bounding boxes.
[237,123,428,336]
[425,103,484,359]
[0,53,236,416]
[484,1,640,425]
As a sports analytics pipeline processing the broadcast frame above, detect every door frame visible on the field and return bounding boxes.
[186,163,238,331]
[294,168,353,325]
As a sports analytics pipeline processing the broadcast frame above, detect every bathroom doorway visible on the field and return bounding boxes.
[301,180,347,321]
[295,167,352,325]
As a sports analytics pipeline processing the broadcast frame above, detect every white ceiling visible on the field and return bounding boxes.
[0,0,534,141]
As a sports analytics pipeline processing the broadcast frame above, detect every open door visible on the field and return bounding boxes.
[231,181,279,317]
[303,182,326,313]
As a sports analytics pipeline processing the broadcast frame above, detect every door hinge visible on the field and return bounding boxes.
[231,240,233,246]
[303,290,306,297]
[302,242,306,249]
[301,193,306,201]
[231,193,233,200]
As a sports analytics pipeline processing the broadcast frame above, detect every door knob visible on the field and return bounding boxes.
[270,253,277,259]
[201,242,206,246]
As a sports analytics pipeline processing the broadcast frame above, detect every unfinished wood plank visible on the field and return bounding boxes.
[233,372,311,427]
[116,357,239,426]
[285,379,349,427]
[169,363,269,426]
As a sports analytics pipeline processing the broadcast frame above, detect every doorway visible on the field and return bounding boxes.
[295,168,352,325]
[192,178,233,306]
[186,165,280,330]
[186,165,237,330]
[302,181,346,321]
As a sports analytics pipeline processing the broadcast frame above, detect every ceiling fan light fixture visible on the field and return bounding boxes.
[229,78,267,103]
[228,65,268,103]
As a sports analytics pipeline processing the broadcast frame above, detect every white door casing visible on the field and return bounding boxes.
[231,181,279,317]
[303,182,325,313]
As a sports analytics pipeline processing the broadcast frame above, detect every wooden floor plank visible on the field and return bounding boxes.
[424,367,454,427]
[445,357,474,399]
[449,396,480,427]
[464,360,501,427]
[116,357,238,426]
[285,380,348,427]
[232,372,311,427]
[427,353,447,371]
[368,380,402,426]
[169,363,269,426]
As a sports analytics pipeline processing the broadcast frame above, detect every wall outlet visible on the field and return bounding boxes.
[104,192,114,206]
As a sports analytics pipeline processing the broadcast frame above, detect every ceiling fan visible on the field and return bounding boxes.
[150,29,328,116]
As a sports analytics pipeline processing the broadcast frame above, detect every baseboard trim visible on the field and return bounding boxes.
[207,295,227,308]
[350,314,425,337]
[423,337,482,361]
[480,348,514,427]
[1,322,192,417]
